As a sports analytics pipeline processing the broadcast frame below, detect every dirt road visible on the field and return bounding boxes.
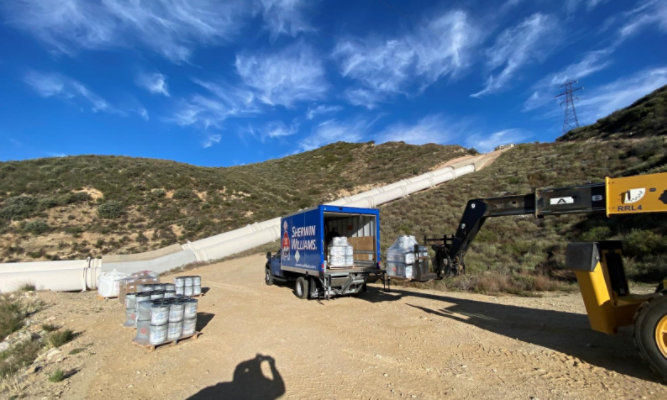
[14,254,666,399]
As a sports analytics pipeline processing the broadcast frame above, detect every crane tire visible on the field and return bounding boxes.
[633,294,667,381]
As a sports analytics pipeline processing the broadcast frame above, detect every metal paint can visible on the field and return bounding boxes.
[150,301,170,325]
[175,277,185,288]
[183,298,198,319]
[192,276,201,286]
[135,320,150,344]
[184,286,193,297]
[125,292,138,310]
[137,301,152,321]
[149,323,167,345]
[168,301,185,322]
[184,276,193,286]
[193,285,201,296]
[175,286,184,295]
[124,307,136,327]
[181,318,196,337]
[163,290,176,299]
[164,283,175,291]
[150,290,165,300]
[167,321,183,341]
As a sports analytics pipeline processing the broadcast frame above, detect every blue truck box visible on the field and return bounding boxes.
[265,205,382,299]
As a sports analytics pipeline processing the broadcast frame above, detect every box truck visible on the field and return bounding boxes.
[265,205,382,299]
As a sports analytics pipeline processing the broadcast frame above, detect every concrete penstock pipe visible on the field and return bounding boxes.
[0,151,503,292]
[0,258,101,293]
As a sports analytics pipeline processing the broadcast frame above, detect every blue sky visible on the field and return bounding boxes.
[1,0,665,167]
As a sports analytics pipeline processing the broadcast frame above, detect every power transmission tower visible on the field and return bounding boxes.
[556,80,582,135]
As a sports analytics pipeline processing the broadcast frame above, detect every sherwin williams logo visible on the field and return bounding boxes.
[624,188,645,204]
[281,220,290,260]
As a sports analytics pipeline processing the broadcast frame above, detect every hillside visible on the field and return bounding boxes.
[558,84,667,141]
[0,142,471,262]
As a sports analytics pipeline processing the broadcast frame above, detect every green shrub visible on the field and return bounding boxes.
[47,329,75,348]
[624,230,665,258]
[23,220,50,235]
[0,339,41,380]
[0,195,37,220]
[0,296,24,341]
[38,196,60,209]
[580,226,612,242]
[19,283,35,292]
[150,189,166,199]
[48,368,65,382]
[64,192,91,204]
[97,201,124,219]
[41,324,59,332]
[172,189,193,199]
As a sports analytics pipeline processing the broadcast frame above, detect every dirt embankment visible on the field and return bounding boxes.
[5,254,666,399]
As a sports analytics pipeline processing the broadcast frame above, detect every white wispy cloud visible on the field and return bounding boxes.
[235,43,327,107]
[172,95,234,129]
[300,118,373,151]
[136,72,169,97]
[24,70,118,114]
[171,78,261,129]
[2,0,250,62]
[343,88,386,110]
[465,129,527,153]
[202,133,221,148]
[472,13,557,97]
[257,0,313,38]
[574,67,667,124]
[264,120,299,138]
[333,10,479,104]
[306,104,342,120]
[377,115,451,144]
[524,48,613,111]
[617,0,667,39]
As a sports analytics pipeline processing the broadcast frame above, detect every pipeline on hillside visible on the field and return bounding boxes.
[0,152,499,293]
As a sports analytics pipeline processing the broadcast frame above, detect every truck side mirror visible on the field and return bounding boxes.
[266,251,272,260]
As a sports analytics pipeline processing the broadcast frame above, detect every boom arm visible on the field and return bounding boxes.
[426,172,667,277]
[425,182,608,277]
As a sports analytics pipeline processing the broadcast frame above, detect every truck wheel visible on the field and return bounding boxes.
[295,277,309,299]
[633,294,667,380]
[265,268,274,286]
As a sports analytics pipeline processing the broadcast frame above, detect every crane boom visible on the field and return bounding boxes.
[425,172,666,277]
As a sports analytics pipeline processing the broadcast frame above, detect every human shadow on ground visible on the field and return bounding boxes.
[388,288,660,382]
[186,354,285,400]
[196,312,214,332]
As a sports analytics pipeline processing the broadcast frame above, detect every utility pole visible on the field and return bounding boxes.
[556,80,582,135]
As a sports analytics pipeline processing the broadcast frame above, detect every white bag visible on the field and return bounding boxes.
[97,269,130,298]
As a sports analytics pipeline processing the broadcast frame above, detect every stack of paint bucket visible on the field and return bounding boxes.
[124,292,138,327]
[137,283,176,298]
[134,297,153,344]
[174,276,202,297]
[132,297,199,346]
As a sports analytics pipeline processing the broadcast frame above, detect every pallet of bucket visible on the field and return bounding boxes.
[174,275,204,297]
[125,295,201,350]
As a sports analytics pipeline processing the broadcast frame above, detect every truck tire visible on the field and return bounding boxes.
[265,267,274,286]
[295,277,309,299]
[633,294,667,381]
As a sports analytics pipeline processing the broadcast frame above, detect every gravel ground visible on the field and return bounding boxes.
[4,253,665,399]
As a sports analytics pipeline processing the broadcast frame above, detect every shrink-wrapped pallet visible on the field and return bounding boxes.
[97,269,130,298]
[385,235,418,279]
